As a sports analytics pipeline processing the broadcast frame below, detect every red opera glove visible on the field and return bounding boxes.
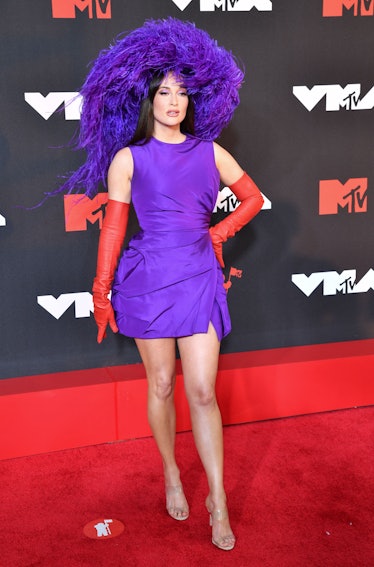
[209,172,264,268]
[92,199,130,343]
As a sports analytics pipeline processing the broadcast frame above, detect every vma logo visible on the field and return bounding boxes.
[0,213,6,227]
[38,292,93,319]
[51,0,111,19]
[323,0,374,16]
[319,178,368,215]
[25,92,81,120]
[293,84,374,111]
[64,194,108,232]
[214,187,271,213]
[292,269,374,296]
[172,0,272,11]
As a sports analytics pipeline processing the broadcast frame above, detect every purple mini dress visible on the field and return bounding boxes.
[111,135,231,340]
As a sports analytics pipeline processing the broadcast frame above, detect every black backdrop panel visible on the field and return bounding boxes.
[1,1,373,379]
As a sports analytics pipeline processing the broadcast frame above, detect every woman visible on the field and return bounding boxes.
[61,19,264,551]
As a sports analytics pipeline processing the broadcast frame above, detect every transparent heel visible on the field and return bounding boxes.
[206,502,236,551]
[165,485,189,521]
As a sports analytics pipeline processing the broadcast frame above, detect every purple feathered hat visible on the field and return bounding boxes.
[60,17,244,198]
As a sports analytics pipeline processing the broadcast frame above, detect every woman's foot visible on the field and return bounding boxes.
[165,485,189,521]
[206,496,236,551]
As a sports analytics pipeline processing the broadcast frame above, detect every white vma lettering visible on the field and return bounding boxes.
[37,292,93,319]
[0,213,6,227]
[293,84,374,111]
[171,0,272,10]
[200,0,272,10]
[214,187,271,213]
[24,92,82,120]
[292,269,374,296]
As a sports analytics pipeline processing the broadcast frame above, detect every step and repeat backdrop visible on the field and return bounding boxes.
[1,1,373,379]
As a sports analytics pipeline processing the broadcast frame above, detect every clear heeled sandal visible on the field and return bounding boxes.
[206,499,236,551]
[165,485,189,521]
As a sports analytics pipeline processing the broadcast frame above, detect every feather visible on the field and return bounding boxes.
[56,17,244,199]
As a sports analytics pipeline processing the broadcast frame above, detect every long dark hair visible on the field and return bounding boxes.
[131,73,195,144]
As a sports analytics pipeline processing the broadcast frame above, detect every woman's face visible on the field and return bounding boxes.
[152,73,189,132]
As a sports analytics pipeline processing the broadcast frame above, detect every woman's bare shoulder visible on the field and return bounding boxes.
[212,142,243,186]
[110,147,134,172]
[107,147,133,202]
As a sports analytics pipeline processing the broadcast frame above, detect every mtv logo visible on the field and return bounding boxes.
[293,84,374,111]
[51,0,111,19]
[292,269,374,296]
[319,178,368,214]
[322,0,374,16]
[171,0,272,10]
[64,194,108,232]
[200,0,272,10]
[214,186,271,213]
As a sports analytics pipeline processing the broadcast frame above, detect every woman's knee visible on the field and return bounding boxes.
[135,337,177,402]
[148,371,176,401]
[187,383,216,408]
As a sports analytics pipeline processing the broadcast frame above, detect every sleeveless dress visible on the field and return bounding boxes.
[111,135,231,340]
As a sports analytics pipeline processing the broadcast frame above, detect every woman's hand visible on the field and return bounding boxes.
[92,293,118,343]
[209,227,225,268]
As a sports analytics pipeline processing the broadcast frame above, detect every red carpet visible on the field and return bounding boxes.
[1,407,373,567]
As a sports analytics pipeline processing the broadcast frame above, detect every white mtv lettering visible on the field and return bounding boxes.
[37,292,93,319]
[214,187,240,213]
[292,269,374,296]
[200,0,272,10]
[214,187,271,213]
[324,84,360,111]
[293,84,374,111]
[94,519,113,537]
[24,92,82,120]
[322,270,357,295]
[0,213,6,227]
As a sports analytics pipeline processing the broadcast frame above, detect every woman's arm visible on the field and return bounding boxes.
[107,147,133,203]
[213,142,244,186]
[92,147,133,343]
[210,143,264,268]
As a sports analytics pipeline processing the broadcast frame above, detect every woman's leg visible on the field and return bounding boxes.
[135,337,189,520]
[177,323,235,549]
